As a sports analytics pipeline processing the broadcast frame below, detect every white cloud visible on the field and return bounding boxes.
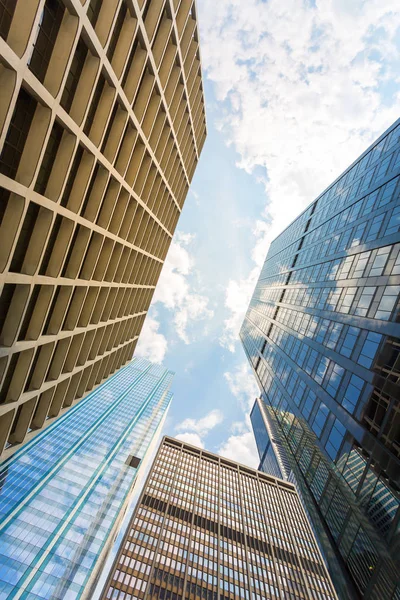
[176,409,224,436]
[200,0,400,351]
[230,421,248,434]
[219,220,271,351]
[218,431,259,468]
[224,361,259,412]
[135,314,168,364]
[153,233,214,344]
[175,432,205,448]
[218,362,260,467]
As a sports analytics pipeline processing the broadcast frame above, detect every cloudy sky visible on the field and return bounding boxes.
[136,0,400,467]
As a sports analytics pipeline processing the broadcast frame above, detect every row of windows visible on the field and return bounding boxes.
[268,123,400,259]
[261,155,400,283]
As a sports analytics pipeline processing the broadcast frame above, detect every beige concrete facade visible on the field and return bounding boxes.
[0,0,206,456]
[100,436,338,600]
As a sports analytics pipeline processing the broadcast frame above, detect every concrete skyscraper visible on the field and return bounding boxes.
[0,357,173,599]
[100,436,337,600]
[0,0,206,456]
[241,119,400,598]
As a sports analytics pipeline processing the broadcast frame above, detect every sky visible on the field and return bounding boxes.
[136,0,400,467]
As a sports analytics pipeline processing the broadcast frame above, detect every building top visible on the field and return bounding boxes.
[267,117,400,260]
[162,434,296,490]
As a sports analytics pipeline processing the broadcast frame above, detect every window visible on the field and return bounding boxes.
[325,418,346,460]
[340,327,359,358]
[365,213,384,242]
[326,322,343,349]
[375,286,400,320]
[35,121,63,195]
[0,88,37,178]
[369,247,390,277]
[353,251,370,278]
[385,205,400,237]
[354,287,376,317]
[0,0,17,40]
[314,357,329,385]
[60,38,88,112]
[293,380,306,407]
[340,288,356,314]
[377,178,397,208]
[312,403,329,438]
[342,375,364,414]
[351,222,366,247]
[29,0,65,83]
[325,363,344,398]
[358,332,382,368]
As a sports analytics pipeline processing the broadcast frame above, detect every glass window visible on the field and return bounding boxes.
[326,322,343,349]
[314,357,329,385]
[369,247,390,277]
[340,288,357,313]
[342,375,365,414]
[353,252,370,278]
[354,287,376,317]
[377,178,397,208]
[302,390,316,421]
[366,214,384,242]
[375,286,400,320]
[312,403,329,438]
[358,332,382,368]
[385,205,400,237]
[325,363,344,398]
[325,418,346,460]
[340,326,359,358]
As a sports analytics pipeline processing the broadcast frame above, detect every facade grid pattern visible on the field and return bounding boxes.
[0,357,173,599]
[101,436,337,600]
[0,0,206,456]
[241,118,400,599]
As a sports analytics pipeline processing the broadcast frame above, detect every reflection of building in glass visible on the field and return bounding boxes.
[251,397,290,479]
[100,436,337,600]
[241,119,400,599]
[0,0,206,456]
[0,358,172,599]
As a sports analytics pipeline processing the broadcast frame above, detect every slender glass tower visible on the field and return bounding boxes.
[0,357,172,600]
[241,118,400,599]
[100,436,337,600]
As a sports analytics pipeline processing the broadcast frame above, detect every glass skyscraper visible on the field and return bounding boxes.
[0,357,172,600]
[241,118,400,599]
[100,436,337,600]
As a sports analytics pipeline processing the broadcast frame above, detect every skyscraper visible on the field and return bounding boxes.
[0,357,173,599]
[241,118,400,599]
[0,0,206,455]
[100,436,337,600]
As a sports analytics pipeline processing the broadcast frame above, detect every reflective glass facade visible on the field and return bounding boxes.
[241,118,400,599]
[101,436,337,600]
[0,358,172,600]
[251,398,288,480]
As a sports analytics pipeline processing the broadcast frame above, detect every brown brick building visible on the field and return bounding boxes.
[0,0,206,456]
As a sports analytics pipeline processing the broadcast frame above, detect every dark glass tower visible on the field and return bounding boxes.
[241,118,400,599]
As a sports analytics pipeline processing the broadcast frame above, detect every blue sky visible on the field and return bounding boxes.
[136,0,400,466]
